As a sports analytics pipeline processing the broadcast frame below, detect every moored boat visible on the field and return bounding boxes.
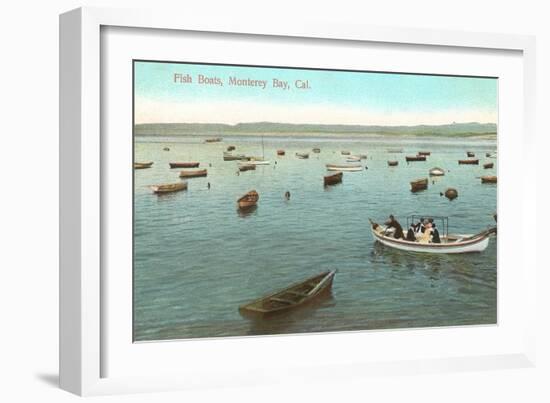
[481,175,497,184]
[324,171,343,186]
[179,169,207,178]
[163,147,170,151]
[227,145,236,151]
[444,188,458,200]
[341,151,351,155]
[406,155,426,162]
[346,156,361,162]
[388,160,398,167]
[169,162,200,168]
[247,158,271,165]
[277,149,286,156]
[205,137,222,143]
[134,161,153,169]
[239,270,336,315]
[458,159,479,165]
[312,148,321,153]
[296,152,310,159]
[223,153,246,161]
[237,190,259,208]
[410,178,428,192]
[467,151,475,157]
[483,162,494,169]
[150,182,187,194]
[238,163,256,172]
[418,151,431,156]
[326,163,362,172]
[429,167,445,176]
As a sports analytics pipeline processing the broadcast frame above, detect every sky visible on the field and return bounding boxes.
[134,61,497,126]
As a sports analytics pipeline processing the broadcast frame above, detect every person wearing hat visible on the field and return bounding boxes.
[385,214,404,239]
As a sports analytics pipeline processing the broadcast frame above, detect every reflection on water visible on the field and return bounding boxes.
[237,205,258,218]
[133,135,497,341]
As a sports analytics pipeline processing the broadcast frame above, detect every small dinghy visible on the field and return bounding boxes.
[410,178,428,192]
[238,163,256,172]
[341,151,351,155]
[296,152,310,159]
[134,161,153,169]
[179,169,207,178]
[277,149,286,156]
[483,162,494,169]
[324,171,343,186]
[312,148,321,153]
[387,160,399,167]
[205,137,222,143]
[467,151,475,157]
[227,145,236,151]
[237,190,259,208]
[239,270,336,315]
[169,162,200,168]
[406,155,426,162]
[418,151,431,156]
[458,159,479,165]
[150,182,187,194]
[326,163,362,172]
[481,176,497,184]
[429,167,445,176]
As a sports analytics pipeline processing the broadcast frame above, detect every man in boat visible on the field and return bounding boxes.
[406,222,417,241]
[385,215,404,239]
[431,220,441,243]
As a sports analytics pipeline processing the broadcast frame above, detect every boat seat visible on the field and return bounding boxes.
[287,290,309,297]
[270,297,295,305]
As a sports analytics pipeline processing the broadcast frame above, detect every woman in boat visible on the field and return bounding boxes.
[431,222,441,243]
[418,221,434,243]
[406,222,417,241]
[385,215,404,239]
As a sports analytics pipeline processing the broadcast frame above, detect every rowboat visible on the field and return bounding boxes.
[444,188,458,200]
[326,163,362,172]
[359,154,368,159]
[296,152,310,159]
[341,151,351,155]
[169,162,199,168]
[467,151,475,157]
[406,155,426,162]
[179,169,207,178]
[388,160,399,166]
[134,161,153,169]
[429,167,445,176]
[205,137,222,143]
[238,163,256,172]
[163,147,170,151]
[481,175,497,184]
[312,148,321,153]
[369,218,492,254]
[223,153,246,161]
[486,152,497,158]
[227,145,236,151]
[277,149,285,156]
[239,271,336,315]
[324,171,343,186]
[418,151,431,156]
[346,156,361,162]
[483,162,494,169]
[458,159,479,165]
[247,158,271,165]
[237,190,259,208]
[150,182,187,194]
[410,178,428,192]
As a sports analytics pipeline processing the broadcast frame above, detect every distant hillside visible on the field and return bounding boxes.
[134,122,497,137]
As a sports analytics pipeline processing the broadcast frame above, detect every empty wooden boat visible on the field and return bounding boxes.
[169,162,200,168]
[312,148,321,153]
[163,147,170,151]
[458,159,479,165]
[227,145,236,151]
[481,176,497,184]
[296,152,310,159]
[483,162,494,169]
[418,151,431,156]
[239,270,336,315]
[205,137,222,143]
[324,171,343,186]
[406,155,426,162]
[238,163,256,172]
[237,190,259,208]
[223,153,247,161]
[326,163,362,172]
[134,161,153,169]
[277,149,285,156]
[410,178,428,192]
[341,151,351,155]
[388,160,399,167]
[346,156,361,162]
[429,167,445,176]
[179,169,207,178]
[150,182,187,194]
[247,158,271,165]
[467,151,475,157]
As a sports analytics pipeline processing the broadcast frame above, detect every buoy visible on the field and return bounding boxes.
[444,188,458,200]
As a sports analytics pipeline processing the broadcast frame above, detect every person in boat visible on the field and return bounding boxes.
[406,222,417,241]
[418,221,433,243]
[285,191,291,200]
[385,215,404,239]
[431,221,441,243]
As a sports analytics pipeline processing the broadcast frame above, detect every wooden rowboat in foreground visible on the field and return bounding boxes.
[237,190,259,208]
[324,171,343,186]
[179,169,207,178]
[410,178,428,192]
[458,159,479,165]
[239,270,336,315]
[134,162,153,169]
[481,176,497,184]
[150,182,187,194]
[169,162,199,168]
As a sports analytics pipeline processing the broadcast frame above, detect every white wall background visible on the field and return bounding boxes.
[0,1,547,402]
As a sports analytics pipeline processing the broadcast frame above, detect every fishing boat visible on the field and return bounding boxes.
[481,175,497,184]
[467,151,475,157]
[179,169,207,178]
[277,149,285,156]
[238,163,256,172]
[205,137,222,143]
[237,190,259,208]
[387,160,398,167]
[341,151,351,155]
[326,163,362,172]
[312,148,321,153]
[418,151,431,156]
[406,155,426,162]
[429,167,445,176]
[227,145,236,151]
[483,162,494,169]
[324,171,343,186]
[458,159,479,165]
[134,161,153,169]
[150,182,187,194]
[410,178,428,192]
[369,216,493,254]
[239,271,336,315]
[296,152,310,159]
[169,162,200,168]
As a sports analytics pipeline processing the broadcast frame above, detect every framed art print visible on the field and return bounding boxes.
[60,7,537,396]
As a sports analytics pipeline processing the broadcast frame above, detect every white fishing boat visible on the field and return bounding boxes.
[429,167,445,176]
[326,163,362,172]
[369,216,493,254]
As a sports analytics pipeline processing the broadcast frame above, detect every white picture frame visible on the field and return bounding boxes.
[60,6,537,396]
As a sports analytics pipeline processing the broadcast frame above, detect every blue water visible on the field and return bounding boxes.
[133,135,497,341]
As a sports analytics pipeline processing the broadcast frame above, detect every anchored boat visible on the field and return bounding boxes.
[388,160,399,167]
[296,152,310,159]
[406,155,426,162]
[429,167,445,176]
[326,163,362,172]
[481,176,497,184]
[150,182,187,194]
[324,171,343,186]
[134,161,153,169]
[237,190,259,208]
[179,169,207,178]
[458,159,479,165]
[410,178,428,192]
[169,162,199,168]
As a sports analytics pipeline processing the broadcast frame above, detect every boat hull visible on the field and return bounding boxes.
[326,164,362,172]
